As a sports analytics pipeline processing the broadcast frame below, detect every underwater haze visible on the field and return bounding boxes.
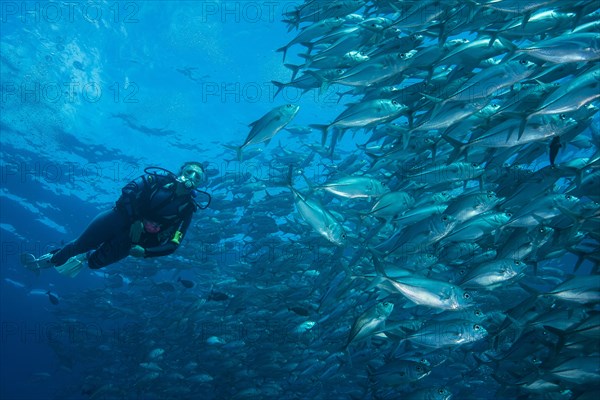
[1,1,600,399]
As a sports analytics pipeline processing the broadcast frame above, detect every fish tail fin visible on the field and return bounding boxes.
[284,63,302,81]
[542,325,567,356]
[309,124,329,147]
[497,34,518,53]
[281,16,299,32]
[369,250,389,277]
[364,150,383,170]
[322,79,333,95]
[570,6,586,31]
[276,45,288,63]
[286,165,301,192]
[479,30,499,47]
[286,164,293,186]
[568,248,596,273]
[406,111,415,130]
[298,170,318,194]
[271,81,286,98]
[335,90,352,104]
[301,41,314,55]
[302,69,330,93]
[517,115,529,140]
[297,53,312,68]
[222,144,243,161]
[442,134,468,162]
[327,129,341,158]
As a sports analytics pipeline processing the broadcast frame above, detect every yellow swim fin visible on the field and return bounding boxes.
[54,254,87,278]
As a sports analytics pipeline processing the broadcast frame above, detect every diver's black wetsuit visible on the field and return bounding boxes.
[50,173,196,269]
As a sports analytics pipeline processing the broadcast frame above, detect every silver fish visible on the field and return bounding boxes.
[315,176,389,199]
[277,17,346,61]
[548,356,600,385]
[529,66,600,117]
[289,185,347,247]
[368,359,430,386]
[378,275,473,310]
[403,320,488,347]
[517,32,600,63]
[547,275,600,304]
[445,59,537,102]
[461,259,527,289]
[231,104,300,160]
[365,191,415,220]
[345,301,394,348]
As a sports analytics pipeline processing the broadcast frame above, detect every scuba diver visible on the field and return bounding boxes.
[22,162,210,277]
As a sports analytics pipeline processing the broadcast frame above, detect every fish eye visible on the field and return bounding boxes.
[471,162,478,167]
[519,59,528,64]
[474,324,481,330]
[565,194,572,200]
[506,212,512,218]
[463,292,471,299]
[442,215,448,221]
[438,389,445,394]
[475,309,482,316]
[416,365,422,372]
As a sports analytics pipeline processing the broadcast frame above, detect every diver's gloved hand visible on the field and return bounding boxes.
[129,245,145,258]
[129,220,144,243]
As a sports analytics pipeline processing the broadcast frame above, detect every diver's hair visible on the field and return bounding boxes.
[179,161,204,174]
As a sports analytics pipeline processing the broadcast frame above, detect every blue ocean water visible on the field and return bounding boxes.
[0,1,299,397]
[1,1,599,400]
[0,2,347,399]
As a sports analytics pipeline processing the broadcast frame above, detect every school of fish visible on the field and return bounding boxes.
[36,1,600,399]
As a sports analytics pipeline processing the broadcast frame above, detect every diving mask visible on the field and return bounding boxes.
[178,165,205,189]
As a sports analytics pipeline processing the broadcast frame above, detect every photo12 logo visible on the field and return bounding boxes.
[198,1,293,24]
[0,1,140,24]
[198,81,340,105]
[1,80,139,104]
